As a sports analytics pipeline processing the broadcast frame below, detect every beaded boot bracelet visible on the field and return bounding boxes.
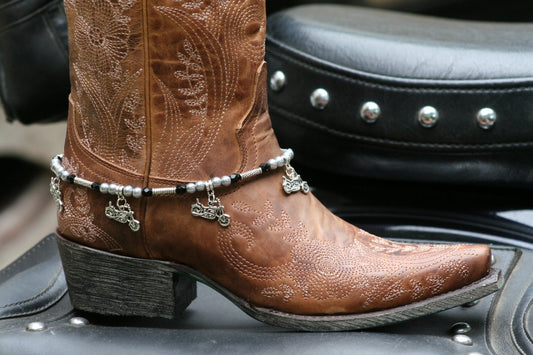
[50,149,308,231]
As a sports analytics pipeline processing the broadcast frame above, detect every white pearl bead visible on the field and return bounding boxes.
[275,156,285,167]
[132,187,143,198]
[60,170,70,181]
[109,183,118,195]
[221,176,231,186]
[99,183,110,194]
[195,181,205,191]
[123,185,133,197]
[186,183,196,194]
[268,159,277,170]
[212,177,222,188]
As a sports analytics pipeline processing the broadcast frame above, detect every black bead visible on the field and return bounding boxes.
[260,163,270,173]
[230,173,241,183]
[67,174,76,184]
[91,182,101,190]
[176,185,187,194]
[142,187,153,197]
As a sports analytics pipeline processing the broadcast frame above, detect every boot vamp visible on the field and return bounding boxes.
[145,171,491,315]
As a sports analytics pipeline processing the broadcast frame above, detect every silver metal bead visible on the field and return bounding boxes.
[123,185,133,197]
[55,166,65,176]
[477,107,496,130]
[268,159,277,170]
[275,156,285,168]
[69,317,89,326]
[195,181,205,192]
[360,101,381,123]
[99,183,110,194]
[221,176,231,186]
[186,183,196,194]
[60,170,70,181]
[212,177,222,188]
[132,187,143,198]
[310,88,329,110]
[452,334,473,346]
[109,183,119,195]
[418,106,439,128]
[26,322,47,332]
[286,148,294,160]
[270,71,286,92]
[450,322,472,335]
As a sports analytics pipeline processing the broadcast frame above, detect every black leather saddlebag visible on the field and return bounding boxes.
[266,5,533,187]
[0,0,69,123]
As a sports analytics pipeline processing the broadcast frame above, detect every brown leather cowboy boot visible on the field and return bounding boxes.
[51,0,502,331]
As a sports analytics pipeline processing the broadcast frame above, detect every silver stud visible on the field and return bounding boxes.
[211,177,222,188]
[462,299,480,307]
[195,181,205,192]
[270,71,286,92]
[310,88,329,110]
[221,176,231,187]
[477,107,496,130]
[186,183,196,194]
[450,322,472,334]
[99,183,110,194]
[69,317,89,326]
[132,187,143,198]
[123,185,133,197]
[360,101,381,123]
[26,322,47,332]
[452,334,473,346]
[491,254,496,265]
[418,106,439,128]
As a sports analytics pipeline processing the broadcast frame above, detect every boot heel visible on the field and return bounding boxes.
[56,234,196,319]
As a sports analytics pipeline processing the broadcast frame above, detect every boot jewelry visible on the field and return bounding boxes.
[50,148,303,230]
[191,181,230,227]
[282,163,309,194]
[49,176,64,212]
[105,192,140,232]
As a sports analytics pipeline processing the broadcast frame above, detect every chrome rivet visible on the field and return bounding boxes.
[360,101,381,123]
[310,88,329,110]
[270,71,286,92]
[26,322,47,332]
[477,107,496,130]
[418,106,439,128]
[452,334,473,346]
[69,317,89,326]
[468,352,484,355]
[450,322,472,334]
[462,299,481,307]
[491,254,496,265]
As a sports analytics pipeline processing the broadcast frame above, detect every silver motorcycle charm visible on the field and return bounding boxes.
[105,193,140,232]
[191,182,230,227]
[282,163,309,194]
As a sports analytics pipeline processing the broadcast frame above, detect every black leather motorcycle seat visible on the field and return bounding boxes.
[267,5,533,81]
[266,5,533,187]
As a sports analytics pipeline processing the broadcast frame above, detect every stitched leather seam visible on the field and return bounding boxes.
[0,237,50,278]
[270,104,533,150]
[266,39,533,93]
[0,268,62,309]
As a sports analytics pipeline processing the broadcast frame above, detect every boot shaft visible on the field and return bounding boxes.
[65,0,278,181]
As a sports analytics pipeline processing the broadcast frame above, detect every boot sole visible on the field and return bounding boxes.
[56,233,504,331]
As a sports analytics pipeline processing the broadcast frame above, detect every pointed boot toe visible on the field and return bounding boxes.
[52,0,503,332]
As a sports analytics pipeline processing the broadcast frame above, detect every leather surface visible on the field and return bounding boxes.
[0,234,66,319]
[266,5,533,186]
[58,0,491,317]
[0,233,530,354]
[0,0,69,123]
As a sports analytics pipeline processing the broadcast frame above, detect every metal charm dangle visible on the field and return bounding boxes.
[50,177,64,212]
[282,163,309,194]
[105,192,140,232]
[191,182,230,227]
